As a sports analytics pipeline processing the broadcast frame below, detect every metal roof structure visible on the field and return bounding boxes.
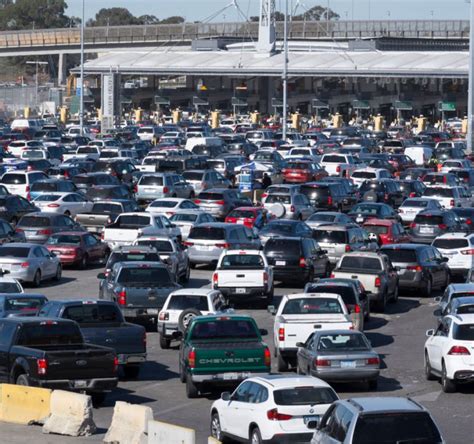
[77,47,468,79]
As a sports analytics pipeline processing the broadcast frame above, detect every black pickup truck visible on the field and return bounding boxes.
[38,300,146,378]
[0,317,118,404]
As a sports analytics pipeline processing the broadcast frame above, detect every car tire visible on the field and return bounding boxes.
[79,254,88,270]
[32,270,41,288]
[179,361,186,383]
[210,412,227,442]
[424,352,436,381]
[91,392,107,407]
[16,374,29,386]
[423,277,433,298]
[159,334,171,350]
[186,374,199,398]
[54,265,62,282]
[250,426,263,444]
[444,271,451,289]
[181,265,190,283]
[441,362,456,393]
[374,292,386,313]
[368,379,378,391]
[123,365,140,379]
[390,285,398,303]
[277,352,288,372]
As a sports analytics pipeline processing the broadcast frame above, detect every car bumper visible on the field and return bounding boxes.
[24,235,49,244]
[409,235,437,244]
[278,348,298,359]
[32,377,118,392]
[397,272,425,289]
[446,267,469,278]
[216,286,269,298]
[189,370,270,384]
[117,353,147,365]
[273,267,310,282]
[121,307,162,321]
[454,370,474,382]
[188,248,222,264]
[311,368,379,382]
[262,432,314,444]
[367,291,383,303]
[158,321,179,337]
[6,268,35,283]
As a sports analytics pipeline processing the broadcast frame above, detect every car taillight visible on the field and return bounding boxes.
[188,349,196,368]
[215,243,230,248]
[384,193,389,201]
[290,205,295,213]
[267,409,292,421]
[117,289,126,305]
[183,241,194,247]
[47,204,60,208]
[450,199,455,207]
[299,257,306,268]
[461,249,474,255]
[278,327,285,341]
[264,347,271,367]
[367,357,380,365]
[261,193,268,199]
[330,272,335,278]
[448,346,470,355]
[354,304,361,313]
[163,186,169,194]
[315,358,331,366]
[100,231,105,240]
[20,261,29,268]
[193,199,201,204]
[410,222,416,229]
[212,272,218,287]
[336,165,341,173]
[37,358,47,375]
[438,224,447,230]
[345,244,351,252]
[263,271,269,286]
[215,200,225,205]
[409,192,416,197]
[113,356,119,373]
[407,265,423,272]
[133,185,138,193]
[374,277,381,287]
[467,218,473,225]
[159,311,169,321]
[38,229,52,235]
[327,196,333,206]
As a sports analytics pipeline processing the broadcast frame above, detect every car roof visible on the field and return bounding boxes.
[0,293,45,298]
[434,232,474,239]
[310,279,355,287]
[450,296,474,305]
[363,219,394,227]
[448,313,474,324]
[111,245,157,252]
[168,288,219,297]
[250,374,332,389]
[448,283,474,293]
[345,397,425,413]
[381,243,428,251]
[285,292,344,300]
[114,261,166,269]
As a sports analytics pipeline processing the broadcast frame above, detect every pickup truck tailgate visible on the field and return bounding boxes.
[332,270,379,293]
[216,270,265,288]
[122,285,176,312]
[104,228,140,245]
[191,341,268,374]
[81,324,146,355]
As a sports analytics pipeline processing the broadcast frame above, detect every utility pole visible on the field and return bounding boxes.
[26,60,48,114]
[80,0,85,136]
[468,0,474,153]
[282,0,288,141]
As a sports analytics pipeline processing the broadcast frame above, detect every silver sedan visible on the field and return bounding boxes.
[0,243,62,287]
[296,330,380,390]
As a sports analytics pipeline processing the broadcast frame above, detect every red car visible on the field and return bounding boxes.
[225,206,272,229]
[362,219,411,245]
[45,231,109,269]
[282,160,328,183]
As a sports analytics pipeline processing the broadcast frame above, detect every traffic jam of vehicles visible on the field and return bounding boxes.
[0,114,471,443]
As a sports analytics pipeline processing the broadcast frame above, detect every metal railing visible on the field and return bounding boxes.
[0,20,470,50]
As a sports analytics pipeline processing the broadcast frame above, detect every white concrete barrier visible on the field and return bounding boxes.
[42,390,96,437]
[104,401,153,444]
[148,420,196,444]
[208,437,221,444]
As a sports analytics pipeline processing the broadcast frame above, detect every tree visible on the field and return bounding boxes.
[159,16,185,25]
[1,0,69,30]
[137,15,160,25]
[250,5,338,22]
[87,7,140,27]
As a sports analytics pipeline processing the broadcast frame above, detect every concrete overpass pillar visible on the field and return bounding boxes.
[58,53,67,86]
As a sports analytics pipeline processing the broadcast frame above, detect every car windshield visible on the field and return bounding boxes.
[117,267,172,286]
[273,387,338,406]
[47,235,82,245]
[352,412,442,444]
[167,295,209,311]
[190,319,258,340]
[170,213,198,223]
[282,297,343,315]
[312,230,347,244]
[150,200,177,208]
[4,297,44,310]
[17,323,83,346]
[381,249,418,263]
[339,257,382,271]
[135,240,173,252]
[220,254,264,269]
[317,333,369,351]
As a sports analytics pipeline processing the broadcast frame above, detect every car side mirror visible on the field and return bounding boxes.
[306,420,319,430]
[426,329,435,337]
[267,305,277,315]
[433,309,442,317]
[170,223,176,228]
[440,257,449,263]
[97,272,106,280]
[394,266,401,272]
[434,296,442,303]
[221,391,231,401]
[259,328,268,336]
[296,342,305,348]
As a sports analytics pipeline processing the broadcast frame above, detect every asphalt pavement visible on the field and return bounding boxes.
[1,265,473,443]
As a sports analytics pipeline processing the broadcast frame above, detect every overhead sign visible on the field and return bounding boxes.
[352,100,370,110]
[193,96,209,106]
[394,100,413,111]
[271,98,283,108]
[231,97,248,107]
[312,99,329,109]
[438,101,456,112]
[155,96,171,106]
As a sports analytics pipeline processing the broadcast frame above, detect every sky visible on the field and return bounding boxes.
[66,0,471,22]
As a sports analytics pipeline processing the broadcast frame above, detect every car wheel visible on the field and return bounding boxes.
[159,334,171,350]
[123,365,140,379]
[210,412,226,442]
[423,277,433,298]
[441,362,456,393]
[186,374,199,398]
[368,379,378,391]
[16,374,29,386]
[179,361,186,383]
[79,254,88,270]
[424,352,436,381]
[64,210,71,216]
[306,268,315,284]
[32,270,41,288]
[390,285,399,303]
[324,263,331,278]
[250,427,263,444]
[277,352,288,372]
[374,292,386,313]
[54,265,62,282]
[444,271,451,289]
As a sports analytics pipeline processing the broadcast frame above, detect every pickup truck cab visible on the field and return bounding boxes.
[332,252,399,313]
[320,153,360,177]
[270,293,353,372]
[212,249,274,305]
[0,317,118,404]
[178,314,271,398]
[38,300,146,379]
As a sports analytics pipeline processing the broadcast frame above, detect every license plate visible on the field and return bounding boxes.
[223,372,238,380]
[52,250,62,255]
[276,260,286,266]
[356,216,364,223]
[304,415,320,425]
[147,309,159,315]
[73,380,87,388]
[341,360,356,368]
[236,220,245,224]
[197,245,212,251]
[420,227,434,234]
[236,288,246,294]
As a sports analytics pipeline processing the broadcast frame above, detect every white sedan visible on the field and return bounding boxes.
[210,375,338,443]
[145,198,201,217]
[33,192,93,217]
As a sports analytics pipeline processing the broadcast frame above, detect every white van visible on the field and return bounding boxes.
[404,146,433,166]
[185,136,224,152]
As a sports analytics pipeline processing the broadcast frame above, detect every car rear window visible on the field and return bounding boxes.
[108,252,160,267]
[273,387,337,406]
[228,209,256,219]
[264,239,301,256]
[364,225,388,235]
[0,282,23,293]
[135,240,173,252]
[170,213,198,223]
[352,171,376,179]
[47,235,82,245]
[5,297,45,310]
[414,214,443,225]
[2,174,26,184]
[31,182,58,192]
[309,214,336,223]
[167,295,208,311]
[317,333,369,351]
[381,249,418,263]
[402,200,428,208]
[150,200,177,208]
[117,215,151,227]
[307,285,357,305]
[91,203,121,213]
[312,230,348,244]
[352,412,442,444]
[189,227,225,240]
[182,172,203,181]
[282,297,343,315]
[190,319,258,340]
[424,187,454,197]
[198,192,224,200]
[34,195,60,202]
[322,155,345,163]
[139,176,164,186]
[117,267,172,286]
[0,247,30,258]
[265,194,291,204]
[339,256,382,271]
[17,323,83,346]
[300,185,329,197]
[432,239,469,249]
[62,304,122,325]
[18,216,51,227]
[220,254,264,269]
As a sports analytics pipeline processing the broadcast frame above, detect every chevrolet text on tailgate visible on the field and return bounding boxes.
[178,314,271,398]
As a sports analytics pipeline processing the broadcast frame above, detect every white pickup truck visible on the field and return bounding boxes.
[331,252,399,313]
[102,212,173,249]
[63,145,101,162]
[320,153,361,177]
[270,292,353,371]
[211,250,274,305]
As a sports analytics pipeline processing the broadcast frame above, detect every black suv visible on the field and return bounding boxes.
[263,237,330,285]
[85,185,133,201]
[92,160,137,184]
[72,172,120,191]
[398,179,426,198]
[299,182,351,212]
[410,210,465,244]
[360,179,404,207]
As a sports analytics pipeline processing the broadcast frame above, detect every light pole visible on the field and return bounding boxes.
[79,0,85,136]
[468,0,474,153]
[282,0,288,141]
[26,60,48,114]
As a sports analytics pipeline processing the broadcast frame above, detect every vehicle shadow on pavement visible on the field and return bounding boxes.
[364,316,388,331]
[184,278,211,288]
[385,297,420,315]
[124,361,179,382]
[365,332,394,348]
[98,387,157,407]
[31,276,76,288]
[330,375,403,393]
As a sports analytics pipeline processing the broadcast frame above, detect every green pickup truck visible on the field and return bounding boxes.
[178,314,271,398]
